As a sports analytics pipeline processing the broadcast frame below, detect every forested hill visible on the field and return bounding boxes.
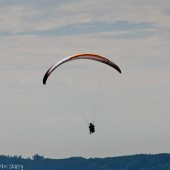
[0,153,170,170]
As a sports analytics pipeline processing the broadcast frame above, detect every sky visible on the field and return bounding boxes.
[0,0,170,159]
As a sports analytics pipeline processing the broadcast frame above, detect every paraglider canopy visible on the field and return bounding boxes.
[43,53,121,85]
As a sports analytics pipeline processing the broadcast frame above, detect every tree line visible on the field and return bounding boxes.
[0,153,170,170]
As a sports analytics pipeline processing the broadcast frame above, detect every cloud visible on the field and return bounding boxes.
[0,0,170,34]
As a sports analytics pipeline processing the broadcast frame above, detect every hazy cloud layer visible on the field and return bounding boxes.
[0,0,170,33]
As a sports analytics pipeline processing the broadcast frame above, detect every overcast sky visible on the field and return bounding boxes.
[0,0,170,159]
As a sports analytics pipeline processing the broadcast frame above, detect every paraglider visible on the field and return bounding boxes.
[89,123,95,134]
[43,53,121,134]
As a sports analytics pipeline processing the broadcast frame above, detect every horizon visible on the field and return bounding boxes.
[1,153,170,160]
